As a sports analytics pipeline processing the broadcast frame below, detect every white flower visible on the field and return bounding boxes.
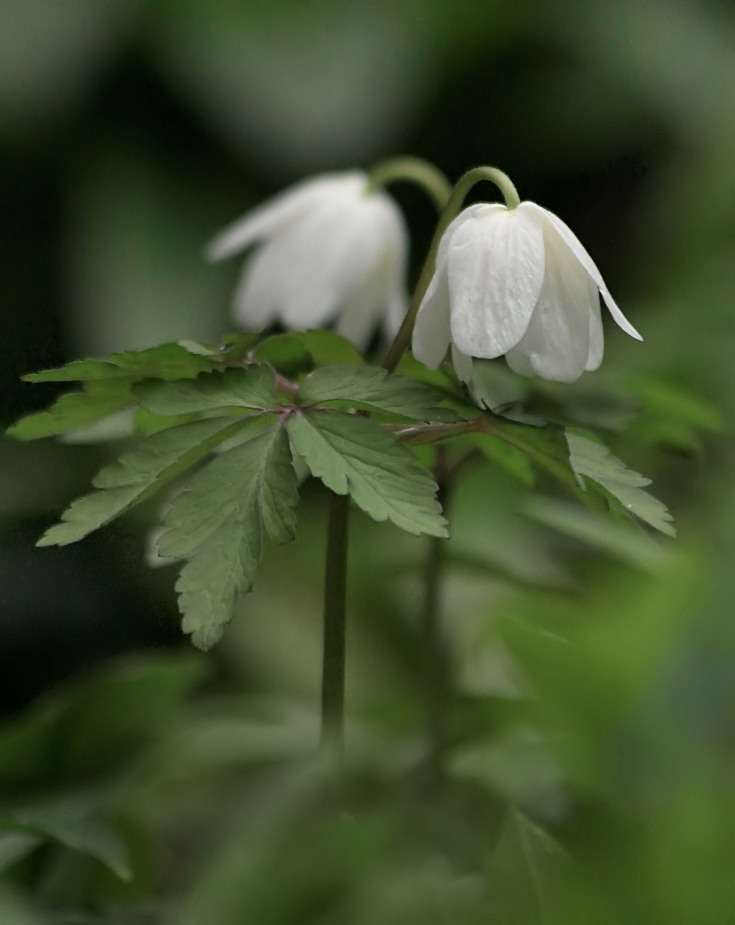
[412,201,642,383]
[206,171,408,350]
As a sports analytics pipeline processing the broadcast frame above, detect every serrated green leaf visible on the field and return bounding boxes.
[7,381,135,440]
[287,411,447,538]
[134,365,279,417]
[566,432,676,537]
[38,417,254,547]
[22,359,126,382]
[156,425,299,650]
[298,365,462,422]
[23,342,216,383]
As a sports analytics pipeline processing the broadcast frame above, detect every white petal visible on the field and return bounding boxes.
[412,252,451,370]
[505,347,535,378]
[520,201,643,341]
[378,197,410,339]
[447,204,545,358]
[451,344,473,383]
[385,288,409,342]
[232,242,288,330]
[205,171,366,262]
[334,284,384,350]
[504,226,595,382]
[411,207,486,368]
[585,298,604,371]
[278,195,388,329]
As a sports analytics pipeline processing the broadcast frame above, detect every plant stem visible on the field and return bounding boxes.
[366,156,453,212]
[321,491,350,753]
[422,476,450,785]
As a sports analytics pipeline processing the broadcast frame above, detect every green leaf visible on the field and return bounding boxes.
[220,331,262,361]
[254,334,313,376]
[298,365,461,422]
[176,338,222,356]
[22,359,129,382]
[253,329,365,376]
[287,411,447,538]
[23,341,217,383]
[495,419,579,493]
[397,352,476,411]
[38,417,253,547]
[11,804,132,880]
[471,433,536,486]
[566,432,676,537]
[0,831,42,873]
[523,496,668,571]
[6,380,135,441]
[630,378,722,432]
[293,329,365,366]
[156,425,299,650]
[134,365,279,417]
[490,807,565,924]
[469,357,531,411]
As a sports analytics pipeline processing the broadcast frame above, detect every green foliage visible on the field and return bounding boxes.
[22,343,218,383]
[254,330,365,375]
[292,330,366,367]
[523,496,667,571]
[287,411,447,538]
[489,807,565,925]
[493,419,580,494]
[298,365,461,421]
[8,332,684,654]
[567,431,676,536]
[7,804,132,881]
[6,380,136,440]
[10,338,473,648]
[37,418,250,547]
[156,424,299,650]
[470,433,536,487]
[134,365,280,417]
[627,378,724,454]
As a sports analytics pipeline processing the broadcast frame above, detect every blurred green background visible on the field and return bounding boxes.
[1,1,734,922]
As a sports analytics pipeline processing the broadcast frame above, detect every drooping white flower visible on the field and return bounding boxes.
[412,201,642,383]
[206,171,408,350]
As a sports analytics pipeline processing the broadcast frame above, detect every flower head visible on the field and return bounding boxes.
[207,171,408,350]
[412,201,642,383]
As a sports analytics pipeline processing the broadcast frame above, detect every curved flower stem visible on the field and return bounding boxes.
[321,491,350,755]
[381,165,520,374]
[448,165,521,212]
[366,157,453,213]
